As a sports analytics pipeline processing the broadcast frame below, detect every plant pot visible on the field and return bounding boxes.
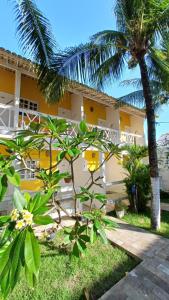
[64,177,72,183]
[115,209,125,219]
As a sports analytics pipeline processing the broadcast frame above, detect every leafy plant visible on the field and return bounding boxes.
[0,118,119,298]
[122,145,151,213]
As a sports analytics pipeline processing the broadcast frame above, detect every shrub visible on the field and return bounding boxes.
[0,117,119,298]
[122,145,151,213]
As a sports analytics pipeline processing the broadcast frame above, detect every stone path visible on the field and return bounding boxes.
[100,217,169,300]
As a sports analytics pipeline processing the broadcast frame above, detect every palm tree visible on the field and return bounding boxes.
[11,0,56,88]
[39,0,169,230]
[118,78,169,110]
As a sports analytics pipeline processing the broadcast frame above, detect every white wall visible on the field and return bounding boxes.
[106,106,120,130]
[130,115,145,145]
[71,93,83,121]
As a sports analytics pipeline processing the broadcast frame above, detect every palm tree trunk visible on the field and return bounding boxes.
[138,55,160,230]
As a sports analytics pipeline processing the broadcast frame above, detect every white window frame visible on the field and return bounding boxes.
[19,98,38,112]
[20,160,37,180]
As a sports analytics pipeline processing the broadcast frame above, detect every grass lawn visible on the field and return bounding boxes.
[122,209,169,238]
[7,231,137,300]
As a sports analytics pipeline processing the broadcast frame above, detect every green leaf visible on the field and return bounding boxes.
[64,227,72,234]
[72,242,80,257]
[0,242,12,275]
[64,235,71,245]
[10,231,26,290]
[95,193,107,203]
[79,121,88,133]
[0,175,8,202]
[98,228,108,245]
[5,166,15,177]
[7,172,20,186]
[24,192,31,203]
[82,211,94,220]
[80,235,90,242]
[102,217,118,228]
[79,195,90,203]
[0,215,10,227]
[24,229,40,278]
[94,219,102,230]
[77,239,86,253]
[33,215,54,225]
[77,225,87,234]
[13,189,27,210]
[57,151,66,161]
[67,149,74,157]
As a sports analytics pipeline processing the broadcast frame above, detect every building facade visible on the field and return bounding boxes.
[0,48,145,212]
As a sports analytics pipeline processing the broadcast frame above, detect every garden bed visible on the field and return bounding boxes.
[8,231,137,300]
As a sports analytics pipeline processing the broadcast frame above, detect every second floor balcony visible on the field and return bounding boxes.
[0,103,144,145]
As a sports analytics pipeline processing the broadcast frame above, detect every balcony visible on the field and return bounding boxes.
[0,103,143,145]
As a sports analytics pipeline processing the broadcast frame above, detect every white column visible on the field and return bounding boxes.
[71,93,84,121]
[14,70,21,129]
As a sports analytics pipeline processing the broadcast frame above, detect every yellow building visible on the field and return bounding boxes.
[0,48,145,212]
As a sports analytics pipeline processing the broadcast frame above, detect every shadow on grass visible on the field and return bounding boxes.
[78,256,139,300]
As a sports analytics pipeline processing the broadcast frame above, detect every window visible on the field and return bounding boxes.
[19,99,38,111]
[20,160,37,180]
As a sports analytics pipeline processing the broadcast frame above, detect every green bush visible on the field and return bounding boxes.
[124,164,151,213]
[122,145,151,213]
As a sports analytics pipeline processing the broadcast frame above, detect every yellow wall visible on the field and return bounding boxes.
[84,150,100,171]
[59,92,71,110]
[20,75,58,115]
[84,98,106,125]
[0,145,10,156]
[20,150,58,192]
[0,67,15,94]
[20,75,72,115]
[120,111,131,131]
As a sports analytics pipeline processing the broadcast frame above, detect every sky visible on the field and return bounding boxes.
[0,0,169,139]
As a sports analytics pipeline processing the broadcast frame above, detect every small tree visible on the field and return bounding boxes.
[0,117,119,298]
[122,145,151,213]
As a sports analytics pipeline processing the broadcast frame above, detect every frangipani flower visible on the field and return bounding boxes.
[11,209,19,221]
[10,208,33,230]
[22,210,33,226]
[15,219,25,230]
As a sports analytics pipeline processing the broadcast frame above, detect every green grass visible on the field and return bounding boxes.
[122,209,169,238]
[7,232,137,300]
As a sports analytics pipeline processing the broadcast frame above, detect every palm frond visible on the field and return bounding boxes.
[90,51,126,90]
[90,30,128,50]
[13,0,55,66]
[117,90,145,109]
[120,78,142,89]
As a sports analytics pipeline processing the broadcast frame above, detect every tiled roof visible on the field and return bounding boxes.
[0,47,145,116]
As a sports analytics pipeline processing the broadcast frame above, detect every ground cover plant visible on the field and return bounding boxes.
[6,232,137,300]
[0,117,121,299]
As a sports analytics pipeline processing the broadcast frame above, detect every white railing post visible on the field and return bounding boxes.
[14,70,21,130]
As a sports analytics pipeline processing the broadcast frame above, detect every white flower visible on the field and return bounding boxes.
[11,209,19,222]
[15,219,25,230]
[22,210,33,226]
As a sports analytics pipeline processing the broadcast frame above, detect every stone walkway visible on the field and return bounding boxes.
[100,217,169,300]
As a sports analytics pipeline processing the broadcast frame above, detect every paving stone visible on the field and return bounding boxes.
[101,217,169,299]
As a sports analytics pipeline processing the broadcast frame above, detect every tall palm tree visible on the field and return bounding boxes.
[40,0,169,230]
[12,0,56,86]
[118,78,169,110]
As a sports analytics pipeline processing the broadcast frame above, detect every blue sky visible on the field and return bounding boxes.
[0,0,169,138]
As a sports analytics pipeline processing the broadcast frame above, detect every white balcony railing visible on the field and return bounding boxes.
[0,104,142,145]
